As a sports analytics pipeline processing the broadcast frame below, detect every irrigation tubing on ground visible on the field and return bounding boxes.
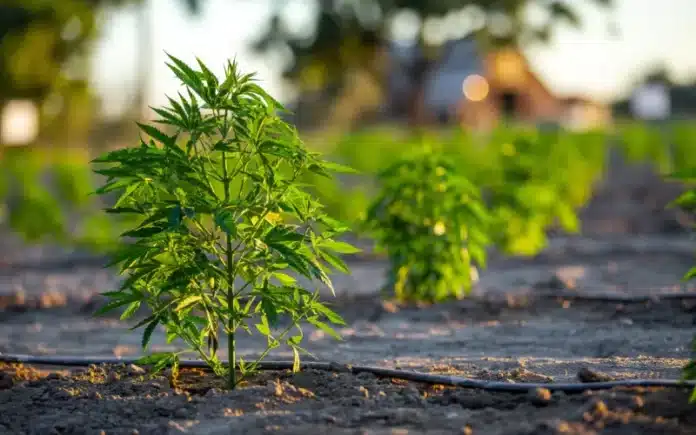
[1,353,695,394]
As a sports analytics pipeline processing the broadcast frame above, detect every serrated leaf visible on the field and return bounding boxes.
[271,272,296,286]
[318,239,361,254]
[684,267,696,282]
[321,161,358,174]
[255,322,271,336]
[120,301,141,320]
[261,298,278,327]
[153,252,178,266]
[137,122,176,147]
[94,297,138,316]
[141,316,160,350]
[317,249,350,274]
[214,210,237,236]
[176,295,202,311]
[135,352,175,366]
[312,303,346,326]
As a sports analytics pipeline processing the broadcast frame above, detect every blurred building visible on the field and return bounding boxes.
[388,36,611,130]
[612,70,696,120]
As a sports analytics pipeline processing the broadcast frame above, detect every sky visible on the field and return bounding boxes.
[88,0,696,118]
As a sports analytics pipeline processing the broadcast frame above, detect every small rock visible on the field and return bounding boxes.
[681,300,696,312]
[46,373,64,381]
[267,380,284,397]
[577,367,614,383]
[535,274,569,290]
[590,399,609,418]
[630,395,645,410]
[174,407,190,419]
[359,386,369,399]
[0,372,14,390]
[127,364,146,376]
[205,388,221,397]
[619,317,634,325]
[290,372,315,390]
[356,371,376,381]
[54,389,73,400]
[328,361,352,373]
[320,413,337,423]
[106,372,121,384]
[402,386,420,397]
[553,390,567,400]
[528,387,552,407]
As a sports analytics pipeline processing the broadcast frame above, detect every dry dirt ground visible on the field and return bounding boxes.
[1,240,696,435]
[1,156,696,434]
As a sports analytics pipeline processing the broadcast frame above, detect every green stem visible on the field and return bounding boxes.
[222,150,237,390]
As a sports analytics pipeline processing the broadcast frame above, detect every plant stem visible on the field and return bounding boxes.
[226,233,236,389]
[222,150,237,390]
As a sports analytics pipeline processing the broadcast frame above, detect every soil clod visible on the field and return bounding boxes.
[577,367,615,383]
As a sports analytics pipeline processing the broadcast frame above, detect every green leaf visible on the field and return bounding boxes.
[141,316,161,350]
[165,53,204,92]
[317,249,350,274]
[214,210,237,236]
[137,122,176,148]
[312,303,346,326]
[255,322,271,336]
[121,224,168,239]
[271,272,296,286]
[261,297,279,327]
[318,239,361,254]
[321,160,358,174]
[94,297,138,316]
[684,267,696,282]
[120,301,141,320]
[176,295,202,311]
[153,252,178,266]
[113,182,141,209]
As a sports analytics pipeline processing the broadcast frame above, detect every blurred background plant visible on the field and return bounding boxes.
[1,0,695,261]
[364,146,490,302]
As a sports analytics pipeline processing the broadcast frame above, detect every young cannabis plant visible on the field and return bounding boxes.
[92,54,359,389]
[666,167,696,401]
[364,148,490,303]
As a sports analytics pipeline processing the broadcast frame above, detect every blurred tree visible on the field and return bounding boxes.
[0,0,203,146]
[251,0,614,127]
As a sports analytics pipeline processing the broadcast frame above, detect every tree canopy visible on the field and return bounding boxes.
[251,0,614,92]
[0,0,202,103]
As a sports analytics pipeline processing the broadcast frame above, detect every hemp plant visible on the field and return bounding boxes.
[92,54,359,389]
[364,148,490,303]
[667,167,696,401]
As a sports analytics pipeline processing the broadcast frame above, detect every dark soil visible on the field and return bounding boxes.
[1,353,695,435]
[1,292,696,435]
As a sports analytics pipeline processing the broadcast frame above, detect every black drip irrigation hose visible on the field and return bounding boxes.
[1,353,695,394]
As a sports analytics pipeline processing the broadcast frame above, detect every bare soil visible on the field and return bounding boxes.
[1,244,696,434]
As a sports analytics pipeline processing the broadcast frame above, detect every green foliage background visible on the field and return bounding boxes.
[4,121,696,258]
